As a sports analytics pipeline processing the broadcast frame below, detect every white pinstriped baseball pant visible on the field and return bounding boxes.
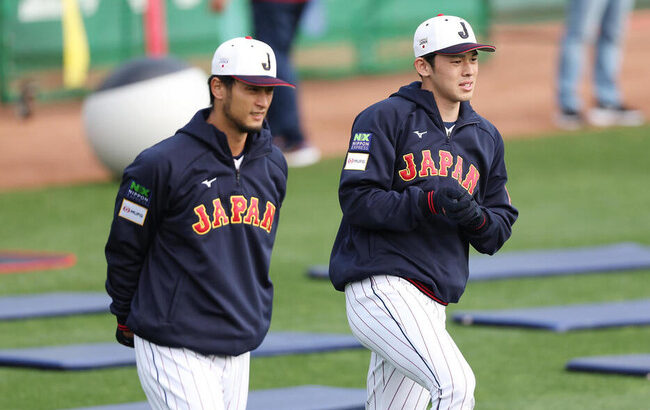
[134,335,250,410]
[345,275,475,410]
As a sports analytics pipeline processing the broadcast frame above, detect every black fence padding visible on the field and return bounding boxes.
[97,57,190,92]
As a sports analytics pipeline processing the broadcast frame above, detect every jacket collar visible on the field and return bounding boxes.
[392,81,480,130]
[178,108,273,161]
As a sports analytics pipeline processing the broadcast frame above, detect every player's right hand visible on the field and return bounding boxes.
[434,187,488,233]
[422,186,469,218]
[116,323,135,348]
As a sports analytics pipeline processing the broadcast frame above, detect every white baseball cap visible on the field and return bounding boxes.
[211,36,294,87]
[413,14,495,57]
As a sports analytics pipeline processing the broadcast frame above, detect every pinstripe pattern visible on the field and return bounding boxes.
[134,335,250,410]
[345,275,475,410]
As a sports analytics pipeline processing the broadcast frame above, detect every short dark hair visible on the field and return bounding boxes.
[207,75,235,106]
[422,52,436,68]
[417,53,436,81]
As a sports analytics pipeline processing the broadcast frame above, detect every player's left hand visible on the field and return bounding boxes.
[116,323,135,348]
[445,191,487,232]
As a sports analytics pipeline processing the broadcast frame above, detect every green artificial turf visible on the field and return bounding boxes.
[0,125,649,409]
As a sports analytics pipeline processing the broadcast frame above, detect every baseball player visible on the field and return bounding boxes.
[329,15,518,409]
[105,37,291,409]
[210,0,321,167]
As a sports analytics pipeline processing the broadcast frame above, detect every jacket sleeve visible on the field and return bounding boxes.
[104,149,168,323]
[269,146,289,207]
[464,132,518,254]
[338,104,426,232]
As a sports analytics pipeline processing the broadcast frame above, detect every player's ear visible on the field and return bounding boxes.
[414,57,433,78]
[211,76,227,101]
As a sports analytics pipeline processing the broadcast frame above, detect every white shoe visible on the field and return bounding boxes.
[283,143,321,167]
[588,104,645,127]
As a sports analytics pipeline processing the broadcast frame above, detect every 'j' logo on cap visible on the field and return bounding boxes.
[458,22,469,39]
[262,53,271,71]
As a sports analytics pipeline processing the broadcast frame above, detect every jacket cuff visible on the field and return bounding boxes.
[117,323,131,332]
[418,189,437,220]
[463,210,490,235]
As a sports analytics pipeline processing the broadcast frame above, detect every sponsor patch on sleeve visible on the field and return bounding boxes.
[118,199,148,225]
[125,180,152,206]
[349,132,372,152]
[344,152,369,171]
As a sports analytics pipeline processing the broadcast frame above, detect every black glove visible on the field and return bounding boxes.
[422,186,468,217]
[116,322,134,348]
[445,190,488,233]
[423,186,488,232]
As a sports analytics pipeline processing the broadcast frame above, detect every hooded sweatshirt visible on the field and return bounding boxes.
[329,81,518,304]
[105,108,287,356]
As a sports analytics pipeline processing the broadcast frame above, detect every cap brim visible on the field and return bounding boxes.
[232,75,295,88]
[435,43,496,55]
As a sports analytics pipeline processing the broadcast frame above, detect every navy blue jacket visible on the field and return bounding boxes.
[105,108,287,356]
[329,82,518,303]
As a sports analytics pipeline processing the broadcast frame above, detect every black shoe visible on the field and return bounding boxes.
[555,109,584,130]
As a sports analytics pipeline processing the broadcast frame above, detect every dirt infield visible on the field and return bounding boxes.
[1,11,648,191]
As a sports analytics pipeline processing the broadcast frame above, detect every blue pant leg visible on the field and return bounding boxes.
[594,0,634,106]
[252,2,308,147]
[557,0,608,111]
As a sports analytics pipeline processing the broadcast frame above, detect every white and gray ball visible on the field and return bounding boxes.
[83,57,209,175]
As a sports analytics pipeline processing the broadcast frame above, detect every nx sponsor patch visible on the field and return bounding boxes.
[344,152,369,171]
[126,180,151,206]
[350,132,372,152]
[118,199,148,225]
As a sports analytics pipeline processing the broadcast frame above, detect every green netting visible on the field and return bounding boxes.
[294,0,491,78]
[0,0,249,102]
[0,0,490,103]
[490,0,567,23]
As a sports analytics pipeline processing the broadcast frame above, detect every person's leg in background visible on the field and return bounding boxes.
[252,1,321,167]
[588,0,645,126]
[556,0,607,129]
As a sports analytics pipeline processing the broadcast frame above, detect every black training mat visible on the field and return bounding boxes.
[468,243,650,280]
[0,292,110,320]
[453,299,650,332]
[308,243,650,280]
[66,384,366,410]
[566,354,650,377]
[0,332,363,370]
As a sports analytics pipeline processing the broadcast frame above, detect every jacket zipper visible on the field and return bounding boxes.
[231,139,272,189]
[234,150,266,189]
[234,157,244,190]
[447,119,479,141]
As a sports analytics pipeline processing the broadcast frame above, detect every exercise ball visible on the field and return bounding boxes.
[83,57,209,175]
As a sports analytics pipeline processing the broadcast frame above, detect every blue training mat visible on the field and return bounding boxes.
[0,332,363,370]
[308,243,650,280]
[0,292,110,321]
[468,242,650,281]
[453,299,650,332]
[566,354,650,377]
[66,385,366,410]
